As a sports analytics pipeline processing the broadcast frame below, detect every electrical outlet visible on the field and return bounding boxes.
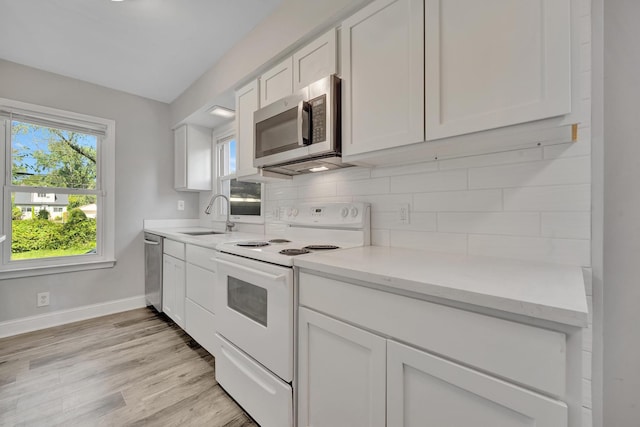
[398,203,410,225]
[177,200,185,211]
[37,292,50,307]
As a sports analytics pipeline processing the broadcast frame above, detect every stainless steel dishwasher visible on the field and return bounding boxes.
[144,232,163,312]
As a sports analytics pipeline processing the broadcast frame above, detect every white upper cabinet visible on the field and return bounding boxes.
[341,0,425,157]
[174,124,212,191]
[425,0,572,141]
[260,57,294,106]
[235,79,260,179]
[293,29,338,91]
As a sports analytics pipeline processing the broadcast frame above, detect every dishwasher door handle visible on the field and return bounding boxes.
[143,239,160,245]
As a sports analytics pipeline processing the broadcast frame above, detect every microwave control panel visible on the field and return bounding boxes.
[310,94,326,143]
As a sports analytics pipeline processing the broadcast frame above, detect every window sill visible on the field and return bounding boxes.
[0,259,116,280]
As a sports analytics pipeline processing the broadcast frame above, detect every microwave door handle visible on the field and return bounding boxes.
[297,100,312,146]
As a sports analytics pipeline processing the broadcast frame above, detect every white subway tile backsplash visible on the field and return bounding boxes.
[266,186,298,201]
[503,184,591,212]
[390,169,468,194]
[390,230,468,254]
[583,323,593,351]
[583,350,592,380]
[353,194,413,212]
[371,229,390,246]
[371,161,438,178]
[414,190,502,212]
[372,211,437,231]
[468,234,591,266]
[437,212,540,236]
[438,148,542,171]
[321,166,372,182]
[542,212,591,239]
[469,156,591,189]
[582,407,593,427]
[583,379,592,409]
[297,182,337,199]
[337,177,390,196]
[543,141,591,159]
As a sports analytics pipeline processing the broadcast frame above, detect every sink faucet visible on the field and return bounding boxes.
[204,194,235,232]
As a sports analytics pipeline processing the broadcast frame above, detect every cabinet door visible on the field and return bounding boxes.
[162,255,176,319]
[174,125,187,189]
[425,0,572,140]
[293,29,337,91]
[298,307,386,427]
[162,254,185,328]
[173,259,185,328]
[260,57,293,106]
[341,0,424,157]
[387,340,568,427]
[235,79,260,179]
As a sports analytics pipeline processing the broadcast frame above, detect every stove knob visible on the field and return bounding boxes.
[292,208,299,217]
[340,207,349,218]
[350,207,359,218]
[286,208,293,217]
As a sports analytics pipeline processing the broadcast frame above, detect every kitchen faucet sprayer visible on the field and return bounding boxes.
[204,194,235,232]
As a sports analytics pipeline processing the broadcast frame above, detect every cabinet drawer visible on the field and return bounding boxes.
[185,299,217,356]
[299,272,567,397]
[164,239,185,259]
[186,245,217,271]
[186,263,215,313]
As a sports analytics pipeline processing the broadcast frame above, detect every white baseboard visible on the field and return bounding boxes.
[0,295,147,339]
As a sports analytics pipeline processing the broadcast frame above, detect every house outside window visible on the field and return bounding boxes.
[0,98,116,278]
[213,125,263,223]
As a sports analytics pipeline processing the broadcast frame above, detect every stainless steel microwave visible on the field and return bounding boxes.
[253,74,348,175]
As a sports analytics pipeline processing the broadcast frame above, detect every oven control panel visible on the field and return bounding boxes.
[281,202,370,227]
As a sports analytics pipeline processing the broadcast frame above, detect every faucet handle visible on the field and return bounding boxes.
[226,221,236,232]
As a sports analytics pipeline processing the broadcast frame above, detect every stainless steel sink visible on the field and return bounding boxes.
[179,231,225,236]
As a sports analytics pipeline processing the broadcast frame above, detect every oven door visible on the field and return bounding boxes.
[215,252,294,382]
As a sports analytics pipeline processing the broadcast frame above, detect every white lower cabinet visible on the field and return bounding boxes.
[184,244,218,356]
[387,340,567,427]
[298,271,578,427]
[298,307,386,427]
[162,254,185,328]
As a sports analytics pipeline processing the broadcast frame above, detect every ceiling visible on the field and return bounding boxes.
[0,0,283,103]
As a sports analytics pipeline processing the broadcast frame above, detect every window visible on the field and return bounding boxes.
[1,98,115,278]
[214,127,263,222]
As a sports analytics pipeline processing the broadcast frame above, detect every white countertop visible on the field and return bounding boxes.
[144,226,264,249]
[294,246,589,327]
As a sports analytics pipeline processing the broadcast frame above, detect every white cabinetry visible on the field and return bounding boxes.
[260,57,293,106]
[235,79,260,180]
[185,244,218,356]
[174,124,212,191]
[387,340,567,426]
[340,0,578,165]
[298,307,386,427]
[425,0,572,141]
[298,271,580,427]
[162,239,185,328]
[341,0,425,157]
[293,29,337,91]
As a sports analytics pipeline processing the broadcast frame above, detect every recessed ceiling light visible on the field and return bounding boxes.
[309,166,329,173]
[207,105,235,118]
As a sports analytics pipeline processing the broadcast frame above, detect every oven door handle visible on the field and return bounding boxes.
[216,258,288,282]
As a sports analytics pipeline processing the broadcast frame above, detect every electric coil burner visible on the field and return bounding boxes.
[279,248,311,256]
[236,241,270,247]
[213,202,371,427]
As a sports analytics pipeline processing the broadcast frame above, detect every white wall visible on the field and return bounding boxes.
[602,0,640,425]
[0,59,198,323]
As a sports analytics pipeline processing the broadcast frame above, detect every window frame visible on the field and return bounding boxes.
[212,124,264,224]
[0,98,116,279]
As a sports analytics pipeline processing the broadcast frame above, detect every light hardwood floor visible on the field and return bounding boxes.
[0,308,258,427]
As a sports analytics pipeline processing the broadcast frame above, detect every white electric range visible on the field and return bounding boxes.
[213,202,370,427]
